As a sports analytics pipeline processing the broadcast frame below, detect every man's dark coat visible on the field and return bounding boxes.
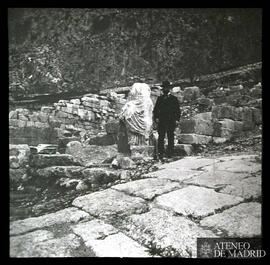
[153,93,180,125]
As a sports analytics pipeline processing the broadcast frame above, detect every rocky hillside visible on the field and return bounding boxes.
[9,8,261,99]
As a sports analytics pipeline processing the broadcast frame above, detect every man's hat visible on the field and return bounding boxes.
[160,80,172,89]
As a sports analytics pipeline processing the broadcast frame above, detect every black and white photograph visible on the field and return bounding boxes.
[8,8,263,258]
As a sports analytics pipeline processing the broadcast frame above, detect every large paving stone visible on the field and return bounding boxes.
[158,156,217,171]
[154,186,244,219]
[29,154,82,168]
[111,178,182,200]
[200,202,261,237]
[178,134,212,145]
[72,219,151,257]
[144,168,203,182]
[10,232,81,257]
[119,208,216,257]
[89,232,152,257]
[10,207,91,236]
[183,170,249,189]
[202,158,261,173]
[218,154,259,162]
[10,230,54,257]
[72,189,149,220]
[219,176,261,200]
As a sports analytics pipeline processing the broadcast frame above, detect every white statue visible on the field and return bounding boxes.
[119,82,153,146]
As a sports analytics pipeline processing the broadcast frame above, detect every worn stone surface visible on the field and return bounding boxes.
[89,232,152,257]
[10,207,91,236]
[10,232,81,257]
[219,176,261,200]
[144,168,202,182]
[119,208,216,257]
[158,156,217,171]
[183,170,248,189]
[72,189,148,220]
[112,178,182,200]
[202,158,261,173]
[29,154,82,168]
[200,202,261,237]
[154,186,244,218]
[72,219,151,257]
[178,134,212,145]
[10,230,55,257]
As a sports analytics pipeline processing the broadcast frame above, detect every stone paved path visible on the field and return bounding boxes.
[10,154,262,257]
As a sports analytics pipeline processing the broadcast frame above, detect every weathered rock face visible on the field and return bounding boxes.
[200,202,261,237]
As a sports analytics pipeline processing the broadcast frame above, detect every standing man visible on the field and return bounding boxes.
[153,80,180,159]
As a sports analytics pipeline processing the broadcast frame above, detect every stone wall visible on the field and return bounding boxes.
[9,93,127,147]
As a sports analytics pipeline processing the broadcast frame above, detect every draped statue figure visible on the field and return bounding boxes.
[118,83,153,151]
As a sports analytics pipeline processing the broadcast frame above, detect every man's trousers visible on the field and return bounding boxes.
[157,122,176,158]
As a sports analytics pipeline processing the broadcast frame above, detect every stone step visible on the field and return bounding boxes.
[29,154,82,168]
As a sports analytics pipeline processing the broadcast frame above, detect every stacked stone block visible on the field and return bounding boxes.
[9,94,125,147]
